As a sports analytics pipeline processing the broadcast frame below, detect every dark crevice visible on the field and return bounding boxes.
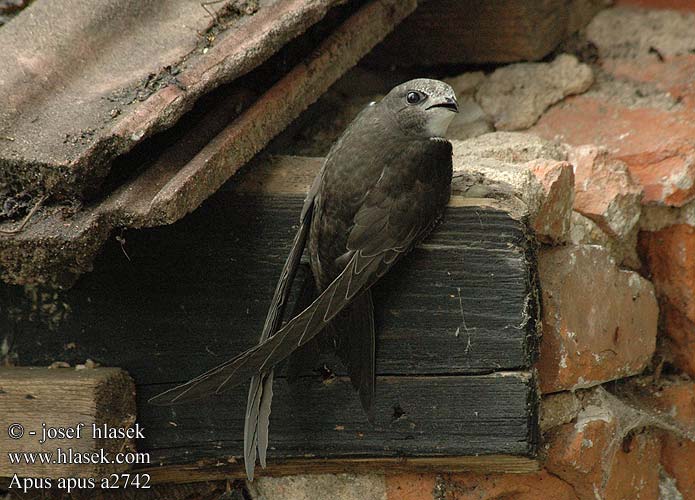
[0,0,33,28]
[392,404,406,422]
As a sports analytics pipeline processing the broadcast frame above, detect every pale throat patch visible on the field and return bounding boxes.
[426,107,456,137]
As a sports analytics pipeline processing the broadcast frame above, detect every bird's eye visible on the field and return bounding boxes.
[406,91,424,104]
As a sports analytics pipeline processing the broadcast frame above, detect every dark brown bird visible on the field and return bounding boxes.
[150,78,458,480]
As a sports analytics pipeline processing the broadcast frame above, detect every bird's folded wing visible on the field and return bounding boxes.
[148,249,394,405]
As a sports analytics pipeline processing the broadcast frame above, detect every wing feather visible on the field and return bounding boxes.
[148,250,388,405]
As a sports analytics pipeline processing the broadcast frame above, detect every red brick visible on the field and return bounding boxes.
[545,415,660,500]
[625,375,695,423]
[604,431,660,500]
[532,53,695,207]
[385,474,436,500]
[662,436,695,500]
[446,471,578,500]
[533,96,695,207]
[662,302,695,377]
[654,378,695,499]
[544,411,615,499]
[616,376,695,499]
[569,145,642,239]
[639,225,695,319]
[639,225,695,376]
[536,245,658,393]
[528,159,575,243]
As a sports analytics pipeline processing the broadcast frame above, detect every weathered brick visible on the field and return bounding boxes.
[569,212,613,249]
[639,225,695,376]
[544,404,617,498]
[639,225,695,318]
[544,391,661,500]
[452,133,574,244]
[452,131,566,165]
[621,376,695,499]
[533,95,695,207]
[602,55,695,110]
[531,7,695,207]
[536,245,658,393]
[528,160,576,243]
[604,431,661,500]
[541,391,582,432]
[624,375,695,425]
[587,7,695,59]
[662,437,695,500]
[569,211,641,269]
[662,302,695,377]
[569,145,642,239]
[385,474,435,500]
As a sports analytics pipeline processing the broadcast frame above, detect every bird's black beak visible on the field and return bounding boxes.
[427,96,458,113]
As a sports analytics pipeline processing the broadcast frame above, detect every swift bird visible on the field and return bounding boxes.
[150,78,458,480]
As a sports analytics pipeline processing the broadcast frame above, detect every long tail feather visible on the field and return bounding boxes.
[148,250,392,406]
[335,290,376,422]
[242,203,314,481]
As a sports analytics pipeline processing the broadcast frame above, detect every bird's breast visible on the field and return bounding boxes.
[308,132,449,290]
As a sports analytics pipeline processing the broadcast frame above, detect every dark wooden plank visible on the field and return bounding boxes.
[3,196,535,378]
[140,373,535,466]
[0,156,539,472]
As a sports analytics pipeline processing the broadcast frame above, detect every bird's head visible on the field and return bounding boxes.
[380,78,458,139]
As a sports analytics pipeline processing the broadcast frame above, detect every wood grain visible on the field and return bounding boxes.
[139,373,537,467]
[0,368,136,478]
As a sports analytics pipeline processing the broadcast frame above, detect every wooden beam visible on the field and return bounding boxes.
[1,155,539,478]
[0,368,136,479]
[368,0,609,66]
[145,455,540,485]
[136,374,537,469]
